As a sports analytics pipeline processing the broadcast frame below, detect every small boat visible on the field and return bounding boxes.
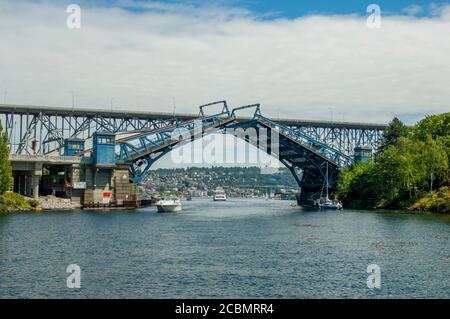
[156,198,182,213]
[318,162,343,211]
[318,198,343,210]
[213,187,227,201]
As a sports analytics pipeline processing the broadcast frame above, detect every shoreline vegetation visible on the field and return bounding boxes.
[337,112,449,214]
[0,192,40,213]
[0,121,41,213]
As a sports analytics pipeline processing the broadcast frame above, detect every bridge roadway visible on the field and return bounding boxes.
[9,154,92,165]
[0,103,387,157]
[0,104,387,130]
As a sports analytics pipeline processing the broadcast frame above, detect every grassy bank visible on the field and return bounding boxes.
[0,192,40,213]
[410,186,450,214]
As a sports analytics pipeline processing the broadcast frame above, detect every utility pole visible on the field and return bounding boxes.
[71,91,75,111]
[172,98,177,124]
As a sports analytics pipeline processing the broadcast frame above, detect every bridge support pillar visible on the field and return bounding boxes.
[31,175,40,199]
[296,186,325,206]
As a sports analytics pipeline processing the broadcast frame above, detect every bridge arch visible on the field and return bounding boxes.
[114,102,353,205]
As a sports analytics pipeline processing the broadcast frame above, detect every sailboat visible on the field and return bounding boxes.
[318,162,343,210]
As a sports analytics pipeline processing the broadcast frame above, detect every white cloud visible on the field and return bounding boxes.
[0,0,449,124]
[402,4,423,16]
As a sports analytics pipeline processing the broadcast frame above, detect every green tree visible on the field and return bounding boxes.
[415,135,448,193]
[394,137,423,198]
[337,160,382,207]
[0,121,13,194]
[413,113,450,161]
[338,112,449,211]
[378,117,410,153]
[413,113,450,141]
[376,146,407,203]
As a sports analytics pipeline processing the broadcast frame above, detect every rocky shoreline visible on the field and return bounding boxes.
[38,196,76,210]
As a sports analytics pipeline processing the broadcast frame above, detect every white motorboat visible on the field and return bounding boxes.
[213,187,227,201]
[156,198,182,213]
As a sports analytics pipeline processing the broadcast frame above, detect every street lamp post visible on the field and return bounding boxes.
[71,91,75,111]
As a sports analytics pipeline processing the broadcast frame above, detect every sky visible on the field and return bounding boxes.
[117,0,449,18]
[0,0,449,127]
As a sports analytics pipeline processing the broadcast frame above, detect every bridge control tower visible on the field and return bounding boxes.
[80,132,136,208]
[354,146,373,162]
[92,132,116,166]
[64,138,85,157]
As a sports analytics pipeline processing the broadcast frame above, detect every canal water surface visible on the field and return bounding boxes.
[0,199,449,298]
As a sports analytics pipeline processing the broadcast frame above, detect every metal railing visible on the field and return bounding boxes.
[255,114,353,167]
[116,110,232,163]
[9,153,92,164]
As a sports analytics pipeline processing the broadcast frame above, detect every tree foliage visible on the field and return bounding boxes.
[337,161,382,207]
[378,117,410,153]
[0,121,13,195]
[413,113,450,161]
[338,113,449,212]
[413,113,450,141]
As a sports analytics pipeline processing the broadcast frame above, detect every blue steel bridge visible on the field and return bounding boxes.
[0,102,386,205]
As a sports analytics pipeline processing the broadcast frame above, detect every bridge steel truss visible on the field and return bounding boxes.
[116,106,235,183]
[227,104,353,204]
[266,115,386,157]
[1,102,387,205]
[0,105,186,155]
[0,103,386,158]
[107,102,377,204]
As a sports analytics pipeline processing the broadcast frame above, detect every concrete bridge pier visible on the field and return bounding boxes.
[9,154,137,208]
[31,174,40,199]
[11,162,42,199]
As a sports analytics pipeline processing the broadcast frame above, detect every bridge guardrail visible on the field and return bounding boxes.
[254,114,353,167]
[229,103,353,167]
[9,154,93,164]
[116,110,233,163]
[230,104,261,118]
[198,101,230,117]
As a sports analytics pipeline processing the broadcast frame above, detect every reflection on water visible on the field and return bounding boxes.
[0,198,449,298]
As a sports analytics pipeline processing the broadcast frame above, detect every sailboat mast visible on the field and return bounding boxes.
[326,162,329,199]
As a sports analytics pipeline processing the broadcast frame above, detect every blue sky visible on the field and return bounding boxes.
[104,0,449,18]
[235,0,445,17]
